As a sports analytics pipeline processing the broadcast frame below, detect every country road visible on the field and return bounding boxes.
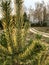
[30,28,49,38]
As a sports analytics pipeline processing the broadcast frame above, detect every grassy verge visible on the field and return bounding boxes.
[33,27,49,33]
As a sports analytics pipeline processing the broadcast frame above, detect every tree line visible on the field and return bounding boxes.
[29,1,49,26]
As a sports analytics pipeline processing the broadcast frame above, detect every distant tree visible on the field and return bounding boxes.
[46,3,49,21]
[43,5,47,22]
[33,1,47,26]
[34,2,43,25]
[23,12,27,22]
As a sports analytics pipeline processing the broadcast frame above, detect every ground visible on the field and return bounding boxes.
[33,27,49,33]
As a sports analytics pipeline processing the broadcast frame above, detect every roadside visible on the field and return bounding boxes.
[30,28,49,38]
[33,27,49,33]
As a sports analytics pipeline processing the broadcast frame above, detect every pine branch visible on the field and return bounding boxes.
[20,42,34,57]
[0,44,10,55]
[40,48,49,65]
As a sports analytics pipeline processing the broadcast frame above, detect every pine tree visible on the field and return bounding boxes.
[0,0,49,65]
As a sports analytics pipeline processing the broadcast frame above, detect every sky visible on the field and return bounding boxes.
[24,0,49,9]
[0,0,49,19]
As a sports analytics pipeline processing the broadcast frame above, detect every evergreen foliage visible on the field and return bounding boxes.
[0,0,49,65]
